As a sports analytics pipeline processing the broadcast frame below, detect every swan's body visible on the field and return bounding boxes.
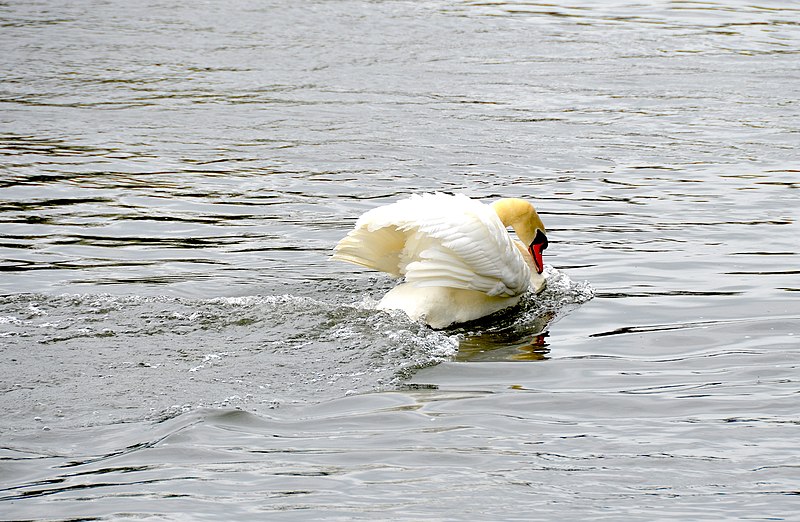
[332,193,548,328]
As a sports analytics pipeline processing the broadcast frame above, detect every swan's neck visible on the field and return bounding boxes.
[491,198,545,245]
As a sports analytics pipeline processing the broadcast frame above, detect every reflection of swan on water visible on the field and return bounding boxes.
[453,309,555,362]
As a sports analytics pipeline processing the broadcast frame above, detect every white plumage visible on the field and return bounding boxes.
[333,193,547,328]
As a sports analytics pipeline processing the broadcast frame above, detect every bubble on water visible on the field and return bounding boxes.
[27,304,47,317]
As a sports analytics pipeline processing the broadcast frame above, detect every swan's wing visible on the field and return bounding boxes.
[331,221,407,277]
[332,193,531,297]
[401,195,531,296]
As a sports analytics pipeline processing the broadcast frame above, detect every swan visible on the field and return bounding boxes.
[332,193,549,329]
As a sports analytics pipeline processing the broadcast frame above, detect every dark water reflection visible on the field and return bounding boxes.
[1,0,799,519]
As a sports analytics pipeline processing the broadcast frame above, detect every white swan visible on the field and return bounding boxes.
[332,193,549,329]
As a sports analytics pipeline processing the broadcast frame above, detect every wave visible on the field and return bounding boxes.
[0,267,592,434]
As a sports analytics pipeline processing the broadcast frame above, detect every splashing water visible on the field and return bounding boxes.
[0,266,590,435]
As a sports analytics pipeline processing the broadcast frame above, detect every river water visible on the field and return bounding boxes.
[1,0,799,519]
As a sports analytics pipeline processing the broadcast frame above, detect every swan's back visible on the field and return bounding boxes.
[332,193,531,297]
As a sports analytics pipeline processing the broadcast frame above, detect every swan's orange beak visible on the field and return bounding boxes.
[528,230,548,274]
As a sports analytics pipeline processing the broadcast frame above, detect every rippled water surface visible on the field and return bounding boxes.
[1,0,799,519]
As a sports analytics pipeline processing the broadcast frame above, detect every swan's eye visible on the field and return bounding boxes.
[532,229,548,251]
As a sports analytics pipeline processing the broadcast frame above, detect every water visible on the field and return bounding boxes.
[1,0,798,519]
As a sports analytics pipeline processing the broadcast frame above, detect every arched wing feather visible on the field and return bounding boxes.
[332,193,531,297]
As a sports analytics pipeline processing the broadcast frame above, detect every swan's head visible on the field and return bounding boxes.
[492,198,548,274]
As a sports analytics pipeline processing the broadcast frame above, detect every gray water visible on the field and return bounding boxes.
[1,0,799,519]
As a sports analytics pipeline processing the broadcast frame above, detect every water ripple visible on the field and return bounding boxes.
[1,0,798,518]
